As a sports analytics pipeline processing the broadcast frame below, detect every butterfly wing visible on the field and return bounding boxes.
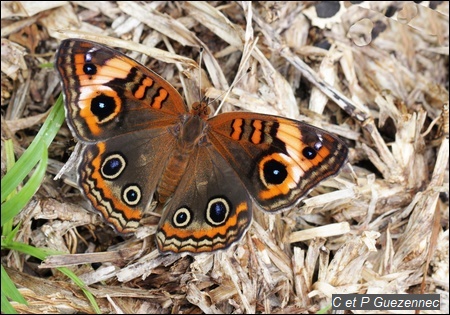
[156,145,252,253]
[56,39,187,142]
[56,39,189,233]
[207,112,348,212]
[56,39,347,252]
[78,130,177,234]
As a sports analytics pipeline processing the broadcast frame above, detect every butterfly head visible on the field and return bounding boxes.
[190,101,211,119]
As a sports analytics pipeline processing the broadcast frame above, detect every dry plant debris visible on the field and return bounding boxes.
[1,1,448,314]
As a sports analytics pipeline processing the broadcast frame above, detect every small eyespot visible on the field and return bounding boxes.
[122,184,141,206]
[262,159,288,185]
[173,208,192,228]
[83,63,97,75]
[101,154,126,179]
[302,147,317,160]
[206,198,230,226]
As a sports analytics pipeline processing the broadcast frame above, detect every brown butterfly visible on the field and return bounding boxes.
[56,39,348,253]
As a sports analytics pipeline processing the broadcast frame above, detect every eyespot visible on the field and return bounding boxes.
[172,208,192,228]
[91,94,117,122]
[83,63,97,75]
[122,184,141,206]
[302,146,317,160]
[262,158,288,185]
[101,153,126,179]
[206,197,230,226]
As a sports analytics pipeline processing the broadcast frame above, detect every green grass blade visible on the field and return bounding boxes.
[3,241,101,314]
[1,142,48,223]
[2,139,16,235]
[1,265,27,305]
[1,94,64,203]
[1,291,18,314]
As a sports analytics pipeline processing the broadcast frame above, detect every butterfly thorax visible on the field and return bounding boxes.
[156,113,208,203]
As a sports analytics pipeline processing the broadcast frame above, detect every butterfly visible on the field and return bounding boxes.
[56,38,348,254]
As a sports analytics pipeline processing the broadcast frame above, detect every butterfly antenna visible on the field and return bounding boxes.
[210,67,252,114]
[198,47,204,102]
[214,37,259,116]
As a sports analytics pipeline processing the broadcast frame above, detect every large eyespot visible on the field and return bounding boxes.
[122,184,141,206]
[83,63,97,75]
[172,208,192,228]
[206,198,230,226]
[91,94,117,122]
[101,153,126,179]
[262,158,288,185]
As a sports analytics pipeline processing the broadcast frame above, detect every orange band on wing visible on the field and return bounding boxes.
[151,88,168,109]
[158,201,250,253]
[230,119,244,140]
[251,120,263,144]
[161,202,247,240]
[134,77,154,99]
[83,143,142,234]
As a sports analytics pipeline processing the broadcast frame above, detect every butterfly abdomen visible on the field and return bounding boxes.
[157,115,207,203]
[156,151,189,203]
